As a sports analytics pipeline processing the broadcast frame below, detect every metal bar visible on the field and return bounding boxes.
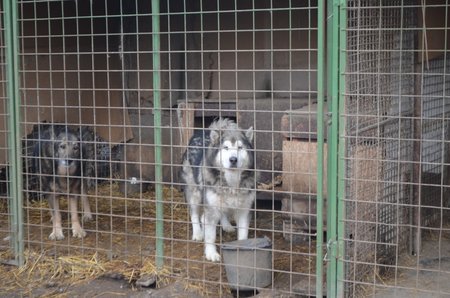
[336,0,347,295]
[3,0,24,266]
[151,0,164,269]
[412,66,422,255]
[316,0,325,296]
[326,0,341,296]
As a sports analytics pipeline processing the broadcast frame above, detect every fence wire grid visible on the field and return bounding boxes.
[1,1,323,297]
[343,1,450,297]
[1,1,450,297]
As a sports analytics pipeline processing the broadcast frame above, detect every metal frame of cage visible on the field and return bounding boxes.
[0,0,327,297]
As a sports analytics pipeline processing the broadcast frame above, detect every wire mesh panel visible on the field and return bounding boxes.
[2,0,324,296]
[162,0,323,295]
[342,1,450,296]
[421,57,450,227]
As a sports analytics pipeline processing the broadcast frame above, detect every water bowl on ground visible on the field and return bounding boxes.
[222,236,273,291]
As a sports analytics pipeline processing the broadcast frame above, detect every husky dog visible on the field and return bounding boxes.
[180,118,256,262]
[33,125,92,240]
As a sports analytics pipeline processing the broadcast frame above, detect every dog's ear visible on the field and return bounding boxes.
[210,129,220,144]
[245,127,254,142]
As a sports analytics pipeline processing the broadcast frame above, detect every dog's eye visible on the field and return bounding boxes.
[59,144,66,150]
[223,146,229,150]
[238,146,243,150]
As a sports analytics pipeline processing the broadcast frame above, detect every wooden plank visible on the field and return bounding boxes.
[177,102,195,147]
[282,140,328,198]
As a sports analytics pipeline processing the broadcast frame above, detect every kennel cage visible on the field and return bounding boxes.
[338,0,450,297]
[3,0,450,297]
[0,0,327,297]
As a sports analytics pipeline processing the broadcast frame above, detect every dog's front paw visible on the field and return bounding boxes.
[221,223,235,233]
[49,229,64,240]
[205,248,221,262]
[220,216,235,233]
[72,226,87,238]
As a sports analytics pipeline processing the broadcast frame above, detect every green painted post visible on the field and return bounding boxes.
[316,0,325,296]
[326,0,347,296]
[3,0,24,266]
[337,0,347,296]
[151,0,164,269]
[326,0,342,296]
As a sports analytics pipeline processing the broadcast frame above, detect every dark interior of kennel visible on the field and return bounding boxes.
[17,0,321,194]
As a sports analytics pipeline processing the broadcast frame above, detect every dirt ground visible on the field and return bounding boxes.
[0,183,319,297]
[0,275,294,298]
[368,234,450,297]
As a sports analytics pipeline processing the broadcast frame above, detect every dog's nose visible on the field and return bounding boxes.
[60,159,74,166]
[229,156,237,165]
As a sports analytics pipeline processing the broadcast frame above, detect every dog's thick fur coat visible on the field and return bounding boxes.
[34,125,92,240]
[180,118,256,262]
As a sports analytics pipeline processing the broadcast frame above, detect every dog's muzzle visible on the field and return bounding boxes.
[59,159,74,167]
[229,156,238,167]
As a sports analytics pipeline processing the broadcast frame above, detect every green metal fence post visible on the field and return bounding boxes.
[316,0,325,296]
[151,0,164,269]
[326,0,344,296]
[3,0,24,266]
[337,0,347,296]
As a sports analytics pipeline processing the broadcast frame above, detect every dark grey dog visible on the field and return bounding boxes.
[33,125,92,240]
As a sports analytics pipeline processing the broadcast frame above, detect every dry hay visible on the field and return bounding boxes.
[0,182,316,296]
[0,249,176,297]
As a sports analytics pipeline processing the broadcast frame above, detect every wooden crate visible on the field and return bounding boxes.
[282,140,328,197]
[280,103,328,197]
